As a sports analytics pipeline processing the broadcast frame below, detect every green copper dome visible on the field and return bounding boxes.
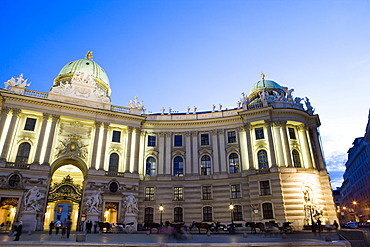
[249,79,282,95]
[54,52,111,96]
[248,74,285,104]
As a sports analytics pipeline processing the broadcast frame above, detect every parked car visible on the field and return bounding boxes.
[347,222,358,229]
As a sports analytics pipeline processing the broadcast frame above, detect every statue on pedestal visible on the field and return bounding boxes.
[123,193,138,214]
[24,186,44,212]
[86,189,102,213]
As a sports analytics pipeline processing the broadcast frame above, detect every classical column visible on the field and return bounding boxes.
[238,126,248,171]
[131,128,141,173]
[273,121,285,167]
[138,131,146,174]
[191,131,199,174]
[218,129,227,173]
[98,122,109,170]
[310,127,325,171]
[185,131,192,175]
[298,124,313,169]
[265,121,277,167]
[281,122,293,167]
[165,132,171,175]
[124,127,132,172]
[211,129,220,173]
[158,132,165,175]
[42,114,59,165]
[0,108,20,161]
[244,123,254,170]
[90,121,102,170]
[0,107,11,145]
[32,114,49,165]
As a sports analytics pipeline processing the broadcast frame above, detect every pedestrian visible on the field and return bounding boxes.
[333,220,339,231]
[49,221,54,235]
[66,219,72,238]
[61,219,67,238]
[55,220,61,235]
[86,220,92,234]
[94,222,98,233]
[14,221,22,241]
[317,218,322,236]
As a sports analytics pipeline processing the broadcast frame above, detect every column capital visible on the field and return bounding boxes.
[191,131,198,137]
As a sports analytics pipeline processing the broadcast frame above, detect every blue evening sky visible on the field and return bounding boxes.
[2,0,370,189]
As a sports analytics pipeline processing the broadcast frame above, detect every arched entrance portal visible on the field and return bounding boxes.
[44,164,84,231]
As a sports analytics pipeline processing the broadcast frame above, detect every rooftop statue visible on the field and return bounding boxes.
[127,96,146,112]
[24,186,44,212]
[4,74,31,89]
[304,97,314,114]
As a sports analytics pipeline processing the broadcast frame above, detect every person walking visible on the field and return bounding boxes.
[66,219,72,238]
[55,220,61,235]
[13,221,22,241]
[49,221,54,235]
[333,220,339,231]
[61,219,67,238]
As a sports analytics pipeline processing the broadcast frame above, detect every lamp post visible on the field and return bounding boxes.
[306,201,315,232]
[352,201,357,222]
[342,206,347,223]
[229,203,234,233]
[159,204,164,226]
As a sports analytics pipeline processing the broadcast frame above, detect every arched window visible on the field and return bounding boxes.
[203,206,213,222]
[108,153,119,172]
[144,207,154,223]
[174,207,183,222]
[233,205,243,221]
[173,156,183,176]
[229,153,239,173]
[15,142,31,164]
[257,150,269,169]
[262,202,274,219]
[292,150,302,168]
[201,155,212,175]
[146,157,156,176]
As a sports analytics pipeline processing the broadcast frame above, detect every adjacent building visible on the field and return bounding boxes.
[340,110,370,223]
[0,52,337,231]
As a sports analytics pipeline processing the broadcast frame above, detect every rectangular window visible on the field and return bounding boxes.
[200,133,209,146]
[112,130,121,142]
[288,127,296,139]
[173,187,183,201]
[231,184,241,199]
[260,180,271,196]
[144,207,154,223]
[203,206,213,222]
[174,207,183,222]
[148,135,156,147]
[233,205,243,221]
[145,187,155,201]
[262,203,274,219]
[227,131,237,143]
[202,186,212,200]
[255,127,264,140]
[174,135,183,147]
[24,118,37,131]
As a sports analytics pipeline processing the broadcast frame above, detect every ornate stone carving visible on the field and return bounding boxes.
[55,134,88,159]
[48,175,82,204]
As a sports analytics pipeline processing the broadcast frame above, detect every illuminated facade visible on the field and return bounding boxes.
[0,53,337,231]
[340,110,370,223]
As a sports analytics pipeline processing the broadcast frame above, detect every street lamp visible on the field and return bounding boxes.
[159,204,164,226]
[352,201,357,222]
[229,203,234,233]
[306,201,315,232]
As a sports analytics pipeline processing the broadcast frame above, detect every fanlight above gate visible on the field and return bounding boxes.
[48,175,83,204]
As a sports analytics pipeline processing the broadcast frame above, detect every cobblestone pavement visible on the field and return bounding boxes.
[0,230,341,244]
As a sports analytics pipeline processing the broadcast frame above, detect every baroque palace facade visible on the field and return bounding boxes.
[0,52,337,232]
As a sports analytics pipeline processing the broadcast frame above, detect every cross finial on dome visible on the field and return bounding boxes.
[86,51,93,60]
[260,72,265,80]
